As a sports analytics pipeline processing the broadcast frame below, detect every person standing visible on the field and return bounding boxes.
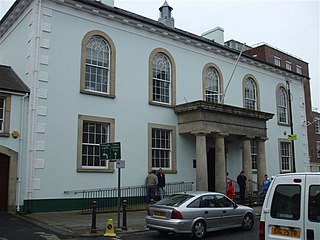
[226,180,235,200]
[146,170,158,203]
[255,174,271,204]
[237,171,247,203]
[157,168,166,200]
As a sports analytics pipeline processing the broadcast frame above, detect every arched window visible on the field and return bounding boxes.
[205,67,220,103]
[80,31,116,97]
[85,36,109,93]
[277,86,289,124]
[149,49,176,106]
[244,77,257,110]
[152,53,171,104]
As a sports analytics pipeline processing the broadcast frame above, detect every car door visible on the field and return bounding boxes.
[305,175,320,240]
[215,194,242,228]
[199,195,222,230]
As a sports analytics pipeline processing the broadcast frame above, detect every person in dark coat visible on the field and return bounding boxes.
[237,171,247,203]
[157,168,166,199]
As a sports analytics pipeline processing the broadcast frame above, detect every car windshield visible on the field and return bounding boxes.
[156,194,194,207]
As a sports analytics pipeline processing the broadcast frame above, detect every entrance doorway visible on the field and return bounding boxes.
[207,148,215,192]
[0,153,9,211]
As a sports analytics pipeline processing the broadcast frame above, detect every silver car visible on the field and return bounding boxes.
[146,191,255,239]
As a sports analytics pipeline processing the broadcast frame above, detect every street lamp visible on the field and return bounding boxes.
[286,78,296,173]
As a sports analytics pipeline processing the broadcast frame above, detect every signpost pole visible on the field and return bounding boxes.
[117,166,121,228]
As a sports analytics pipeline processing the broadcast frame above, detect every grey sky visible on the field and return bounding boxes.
[1,0,319,110]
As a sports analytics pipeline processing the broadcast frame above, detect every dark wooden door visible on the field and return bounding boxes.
[0,153,10,211]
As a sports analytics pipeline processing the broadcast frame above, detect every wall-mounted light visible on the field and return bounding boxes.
[11,130,20,138]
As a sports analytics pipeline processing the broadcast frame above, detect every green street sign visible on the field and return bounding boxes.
[100,142,121,161]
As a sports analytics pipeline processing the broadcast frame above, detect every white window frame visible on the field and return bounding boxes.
[148,123,176,173]
[0,97,5,133]
[315,118,320,134]
[251,140,257,170]
[296,65,302,74]
[77,115,115,172]
[244,78,257,110]
[279,141,292,172]
[278,87,288,124]
[205,67,220,103]
[152,53,171,104]
[285,61,292,71]
[274,56,281,66]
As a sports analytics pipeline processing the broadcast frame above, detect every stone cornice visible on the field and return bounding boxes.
[0,0,306,82]
[175,100,274,121]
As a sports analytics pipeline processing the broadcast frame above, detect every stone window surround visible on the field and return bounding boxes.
[0,93,11,137]
[242,74,260,111]
[77,114,115,172]
[149,48,176,107]
[148,123,177,173]
[80,30,116,98]
[202,63,224,104]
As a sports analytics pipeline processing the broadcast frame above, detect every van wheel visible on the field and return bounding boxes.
[242,213,254,230]
[192,220,206,239]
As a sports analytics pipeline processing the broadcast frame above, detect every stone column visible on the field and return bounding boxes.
[196,133,208,191]
[242,138,252,197]
[257,138,267,188]
[215,134,226,194]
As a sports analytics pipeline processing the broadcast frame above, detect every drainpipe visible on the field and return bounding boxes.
[27,0,42,209]
[16,93,29,212]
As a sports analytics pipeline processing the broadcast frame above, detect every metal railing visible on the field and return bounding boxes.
[64,181,194,213]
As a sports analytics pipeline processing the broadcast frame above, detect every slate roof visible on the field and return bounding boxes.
[0,65,30,94]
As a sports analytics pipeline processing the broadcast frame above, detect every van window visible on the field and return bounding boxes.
[271,185,301,220]
[308,185,320,222]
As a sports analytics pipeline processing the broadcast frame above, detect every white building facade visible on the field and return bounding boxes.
[0,0,310,212]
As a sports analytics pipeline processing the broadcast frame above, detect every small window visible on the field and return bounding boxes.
[0,97,5,133]
[296,65,302,74]
[308,185,320,222]
[274,56,281,66]
[77,115,115,172]
[285,61,292,71]
[280,141,291,172]
[317,142,320,159]
[204,66,221,103]
[251,140,257,170]
[149,123,176,172]
[0,94,11,135]
[271,184,301,220]
[315,118,320,134]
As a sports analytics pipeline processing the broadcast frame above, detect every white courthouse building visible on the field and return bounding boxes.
[0,0,310,212]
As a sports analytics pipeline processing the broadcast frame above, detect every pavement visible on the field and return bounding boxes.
[15,205,262,238]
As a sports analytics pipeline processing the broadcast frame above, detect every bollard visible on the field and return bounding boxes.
[90,201,97,234]
[122,199,127,231]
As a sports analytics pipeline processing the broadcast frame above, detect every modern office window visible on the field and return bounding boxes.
[0,94,11,136]
[80,30,116,97]
[280,141,291,172]
[148,123,176,172]
[315,118,320,134]
[251,140,257,170]
[244,77,258,110]
[285,61,292,71]
[203,65,222,103]
[296,65,302,74]
[77,115,115,172]
[277,86,288,124]
[274,56,281,66]
[149,49,176,106]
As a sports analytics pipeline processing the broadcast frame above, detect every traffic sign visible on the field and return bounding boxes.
[100,142,121,161]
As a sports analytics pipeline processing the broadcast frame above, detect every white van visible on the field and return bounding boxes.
[259,172,320,240]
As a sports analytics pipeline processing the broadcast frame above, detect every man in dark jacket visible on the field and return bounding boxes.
[237,171,247,203]
[157,168,166,199]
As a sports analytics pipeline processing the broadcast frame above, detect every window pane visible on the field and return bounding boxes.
[152,128,171,169]
[308,185,320,222]
[205,67,220,103]
[244,78,257,110]
[271,185,301,220]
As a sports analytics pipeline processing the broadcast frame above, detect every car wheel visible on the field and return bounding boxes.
[242,213,254,230]
[192,220,206,239]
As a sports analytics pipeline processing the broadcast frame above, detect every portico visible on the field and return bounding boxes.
[175,100,273,195]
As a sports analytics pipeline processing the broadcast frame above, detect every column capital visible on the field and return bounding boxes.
[256,137,268,142]
[191,131,210,136]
